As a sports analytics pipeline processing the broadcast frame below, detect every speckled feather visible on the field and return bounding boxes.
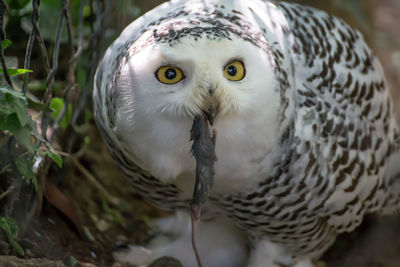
[93,0,400,265]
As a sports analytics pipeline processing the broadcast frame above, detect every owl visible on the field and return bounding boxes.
[93,0,400,266]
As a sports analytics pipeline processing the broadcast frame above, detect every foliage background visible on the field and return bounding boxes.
[0,0,399,266]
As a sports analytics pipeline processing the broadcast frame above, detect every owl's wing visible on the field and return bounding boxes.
[253,1,399,232]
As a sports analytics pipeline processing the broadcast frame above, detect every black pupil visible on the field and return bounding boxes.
[165,68,177,80]
[227,65,237,76]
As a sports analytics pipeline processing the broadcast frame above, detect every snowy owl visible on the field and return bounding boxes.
[93,0,400,266]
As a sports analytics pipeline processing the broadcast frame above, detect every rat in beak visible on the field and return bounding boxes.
[190,104,217,221]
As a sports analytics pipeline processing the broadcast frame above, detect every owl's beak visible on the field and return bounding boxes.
[203,85,219,125]
[203,103,217,126]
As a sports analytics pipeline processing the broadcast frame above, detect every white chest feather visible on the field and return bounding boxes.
[117,103,281,196]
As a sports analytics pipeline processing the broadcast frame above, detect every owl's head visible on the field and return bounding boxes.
[96,0,287,182]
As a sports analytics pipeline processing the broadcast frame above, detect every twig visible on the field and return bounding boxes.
[22,31,35,95]
[0,0,12,87]
[39,146,70,158]
[73,0,107,123]
[31,0,51,74]
[22,0,49,95]
[53,150,70,158]
[1,137,19,217]
[49,98,70,142]
[40,7,65,140]
[21,154,52,235]
[2,178,21,217]
[70,156,120,206]
[62,0,73,54]
[69,0,85,64]
[0,186,12,201]
[50,0,81,142]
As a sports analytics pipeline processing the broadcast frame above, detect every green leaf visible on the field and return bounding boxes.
[0,217,25,257]
[1,90,30,128]
[50,97,72,129]
[16,156,38,191]
[0,68,33,77]
[7,95,29,127]
[0,114,35,152]
[0,87,37,151]
[14,126,35,152]
[0,113,35,152]
[76,66,87,88]
[83,226,95,242]
[46,149,63,168]
[0,103,12,115]
[0,86,26,100]
[0,87,35,146]
[26,91,45,110]
[38,140,63,168]
[0,216,19,240]
[6,0,30,10]
[13,125,34,152]
[83,136,90,146]
[68,256,81,267]
[1,39,11,50]
[32,177,39,192]
[16,156,35,180]
[9,239,25,257]
[83,5,91,17]
[50,97,64,118]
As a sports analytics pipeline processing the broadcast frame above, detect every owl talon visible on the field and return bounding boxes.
[113,245,153,266]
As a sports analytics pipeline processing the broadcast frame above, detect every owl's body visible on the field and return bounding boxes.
[94,0,400,266]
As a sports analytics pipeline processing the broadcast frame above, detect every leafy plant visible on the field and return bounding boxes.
[0,216,25,256]
[0,50,62,254]
[0,85,62,189]
[0,0,105,260]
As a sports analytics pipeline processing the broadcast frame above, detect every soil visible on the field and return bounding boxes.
[0,124,159,267]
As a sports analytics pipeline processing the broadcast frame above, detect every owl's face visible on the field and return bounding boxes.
[119,34,278,123]
[116,33,282,190]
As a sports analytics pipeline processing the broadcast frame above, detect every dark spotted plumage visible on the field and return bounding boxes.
[94,0,400,265]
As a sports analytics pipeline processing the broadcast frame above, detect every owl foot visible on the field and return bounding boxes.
[113,210,248,267]
[113,245,154,266]
[247,239,315,267]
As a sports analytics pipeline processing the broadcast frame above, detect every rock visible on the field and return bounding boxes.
[149,256,183,267]
[0,256,65,267]
[0,241,10,255]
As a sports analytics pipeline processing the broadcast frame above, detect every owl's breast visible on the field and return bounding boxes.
[118,108,282,198]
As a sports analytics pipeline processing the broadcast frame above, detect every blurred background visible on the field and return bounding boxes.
[0,0,399,266]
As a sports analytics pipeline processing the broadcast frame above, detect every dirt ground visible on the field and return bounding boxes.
[1,0,400,266]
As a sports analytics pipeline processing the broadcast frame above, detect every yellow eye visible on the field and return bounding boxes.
[156,66,184,84]
[224,60,245,81]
